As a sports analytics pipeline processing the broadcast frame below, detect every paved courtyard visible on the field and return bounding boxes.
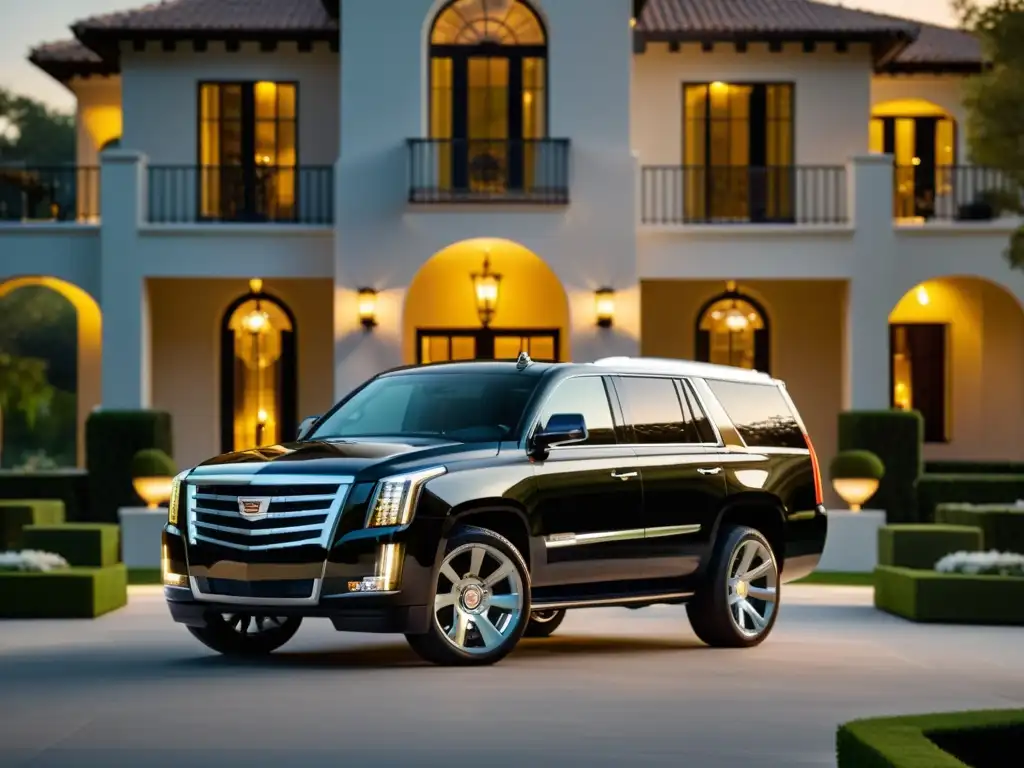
[1,585,1022,767]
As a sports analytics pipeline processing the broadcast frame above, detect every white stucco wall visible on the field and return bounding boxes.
[632,42,874,166]
[0,227,100,297]
[334,0,639,395]
[119,42,339,166]
[68,75,123,168]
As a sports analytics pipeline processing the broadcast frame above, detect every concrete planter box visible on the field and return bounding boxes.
[118,507,166,568]
[816,509,886,573]
[875,566,1024,625]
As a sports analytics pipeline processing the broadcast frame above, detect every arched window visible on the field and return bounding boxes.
[428,0,547,193]
[220,283,298,452]
[695,290,770,373]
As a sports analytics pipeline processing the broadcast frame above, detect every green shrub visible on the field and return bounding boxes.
[934,503,1024,555]
[877,524,982,570]
[131,449,176,478]
[874,566,1024,624]
[830,449,885,480]
[0,499,65,550]
[917,474,1024,523]
[926,460,1024,475]
[0,564,127,618]
[22,523,120,567]
[86,410,172,524]
[0,469,89,522]
[838,410,923,523]
[837,709,1024,768]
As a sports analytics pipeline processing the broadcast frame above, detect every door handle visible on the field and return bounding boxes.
[697,467,722,476]
[610,471,638,480]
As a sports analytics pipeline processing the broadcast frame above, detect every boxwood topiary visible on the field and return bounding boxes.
[131,449,177,478]
[830,450,885,481]
[838,410,923,523]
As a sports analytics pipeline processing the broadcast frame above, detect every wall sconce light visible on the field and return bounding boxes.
[595,288,615,328]
[915,285,930,306]
[471,253,502,328]
[357,288,378,330]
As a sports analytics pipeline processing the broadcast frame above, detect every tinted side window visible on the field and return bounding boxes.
[706,380,806,449]
[536,376,617,445]
[616,376,699,444]
[680,380,718,443]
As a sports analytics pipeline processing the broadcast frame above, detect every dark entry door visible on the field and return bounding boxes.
[416,328,559,364]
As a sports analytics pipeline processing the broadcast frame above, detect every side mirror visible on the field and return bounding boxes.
[532,413,588,453]
[297,415,320,441]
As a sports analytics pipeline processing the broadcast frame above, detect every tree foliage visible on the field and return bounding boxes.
[0,87,75,165]
[953,0,1024,269]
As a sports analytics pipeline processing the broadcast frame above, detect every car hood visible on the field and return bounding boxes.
[188,437,496,479]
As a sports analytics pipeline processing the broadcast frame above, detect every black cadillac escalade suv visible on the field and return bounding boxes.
[162,354,827,666]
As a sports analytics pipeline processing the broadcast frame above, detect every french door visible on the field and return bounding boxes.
[417,328,559,364]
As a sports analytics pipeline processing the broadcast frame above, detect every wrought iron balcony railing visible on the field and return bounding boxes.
[0,165,100,222]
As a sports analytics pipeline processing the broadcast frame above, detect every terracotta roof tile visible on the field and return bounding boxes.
[72,0,336,34]
[30,38,102,63]
[637,0,919,38]
[894,22,983,66]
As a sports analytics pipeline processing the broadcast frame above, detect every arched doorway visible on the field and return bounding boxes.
[0,276,101,468]
[889,276,1024,454]
[220,280,297,451]
[695,288,770,373]
[404,237,569,364]
[871,99,956,220]
[428,0,548,194]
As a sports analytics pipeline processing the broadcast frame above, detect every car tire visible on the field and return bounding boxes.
[687,525,780,649]
[523,609,566,638]
[187,613,302,656]
[406,525,531,666]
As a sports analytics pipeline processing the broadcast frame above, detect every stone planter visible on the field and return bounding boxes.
[816,509,886,573]
[118,506,166,568]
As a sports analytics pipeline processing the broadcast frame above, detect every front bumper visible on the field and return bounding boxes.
[161,517,442,634]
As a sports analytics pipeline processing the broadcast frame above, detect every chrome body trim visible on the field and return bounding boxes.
[188,575,323,607]
[544,524,701,548]
[532,591,694,611]
[645,524,702,538]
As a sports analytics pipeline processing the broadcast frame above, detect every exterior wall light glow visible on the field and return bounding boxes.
[471,252,502,328]
[358,288,378,329]
[916,285,929,306]
[595,288,615,328]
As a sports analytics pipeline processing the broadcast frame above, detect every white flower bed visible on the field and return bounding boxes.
[0,550,70,573]
[935,550,1024,577]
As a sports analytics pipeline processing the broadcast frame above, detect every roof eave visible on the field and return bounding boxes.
[27,51,117,84]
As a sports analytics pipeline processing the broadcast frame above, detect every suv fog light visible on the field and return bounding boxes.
[348,543,404,593]
[161,543,188,587]
[348,577,391,592]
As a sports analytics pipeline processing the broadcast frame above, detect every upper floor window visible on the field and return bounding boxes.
[428,0,548,194]
[198,81,297,222]
[682,82,794,222]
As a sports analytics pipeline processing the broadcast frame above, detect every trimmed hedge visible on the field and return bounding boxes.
[917,474,1024,524]
[837,709,1024,768]
[0,564,128,618]
[830,449,885,480]
[925,461,1024,475]
[0,470,89,522]
[934,503,1024,555]
[838,410,923,523]
[131,448,176,478]
[877,524,982,570]
[22,523,120,567]
[86,410,173,524]
[0,500,65,550]
[874,566,1024,625]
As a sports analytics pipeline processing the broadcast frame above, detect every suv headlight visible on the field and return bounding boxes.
[167,470,189,526]
[365,467,446,528]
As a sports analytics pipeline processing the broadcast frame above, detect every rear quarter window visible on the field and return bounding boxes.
[705,379,807,449]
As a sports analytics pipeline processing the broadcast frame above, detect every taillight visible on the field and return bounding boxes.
[803,431,824,506]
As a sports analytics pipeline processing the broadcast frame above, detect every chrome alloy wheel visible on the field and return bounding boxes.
[221,613,289,636]
[726,539,778,639]
[433,542,525,655]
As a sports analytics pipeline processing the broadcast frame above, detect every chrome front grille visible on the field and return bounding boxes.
[185,474,354,551]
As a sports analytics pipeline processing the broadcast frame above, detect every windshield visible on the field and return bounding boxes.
[309,371,541,443]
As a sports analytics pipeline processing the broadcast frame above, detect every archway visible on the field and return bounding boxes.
[403,237,569,364]
[889,276,1024,457]
[220,280,297,451]
[694,287,771,373]
[427,0,548,194]
[0,276,102,468]
[871,98,957,220]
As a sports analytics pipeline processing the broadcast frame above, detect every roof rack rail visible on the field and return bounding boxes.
[591,356,773,383]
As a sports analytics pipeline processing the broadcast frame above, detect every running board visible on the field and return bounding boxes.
[530,590,694,611]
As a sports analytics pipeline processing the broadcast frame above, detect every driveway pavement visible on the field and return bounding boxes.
[1,585,1022,767]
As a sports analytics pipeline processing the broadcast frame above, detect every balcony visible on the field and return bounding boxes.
[407,138,570,205]
[0,166,100,223]
[893,165,1022,223]
[146,165,334,225]
[640,165,848,226]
